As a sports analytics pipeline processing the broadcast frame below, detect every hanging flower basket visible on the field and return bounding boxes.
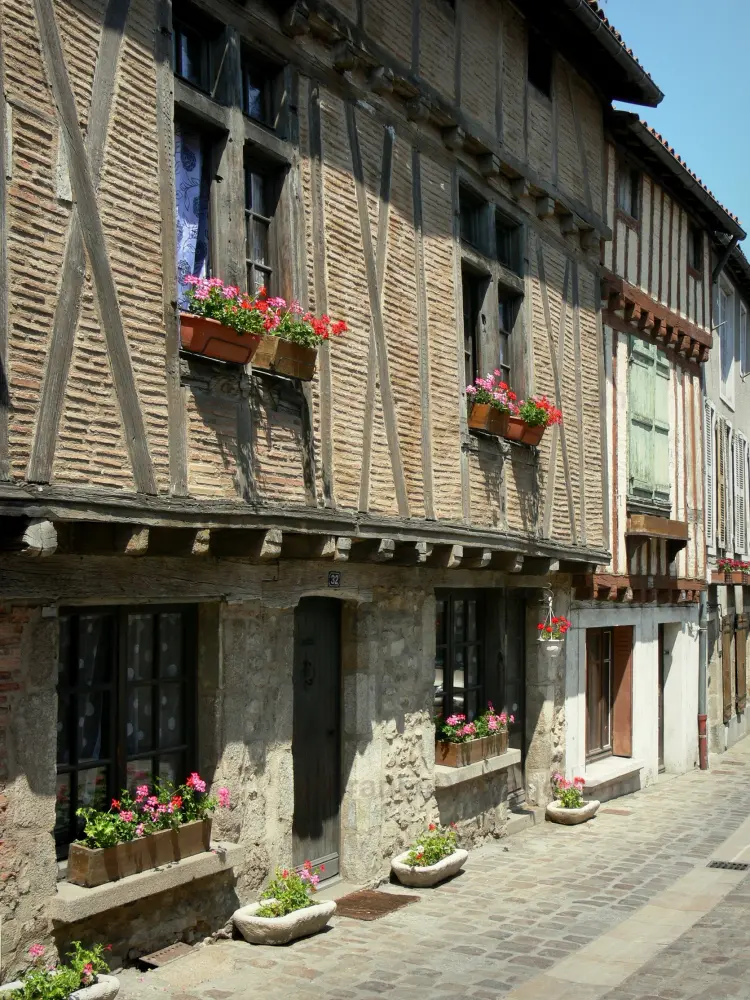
[538,597,571,654]
[179,313,261,365]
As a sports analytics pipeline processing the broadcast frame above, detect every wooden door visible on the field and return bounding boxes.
[292,598,341,878]
[586,628,613,760]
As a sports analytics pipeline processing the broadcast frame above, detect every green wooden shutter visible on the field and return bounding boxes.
[653,353,671,507]
[628,337,670,511]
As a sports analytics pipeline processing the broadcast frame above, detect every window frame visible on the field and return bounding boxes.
[434,591,485,722]
[527,30,553,99]
[55,604,198,856]
[616,157,641,223]
[687,222,703,279]
[718,280,736,409]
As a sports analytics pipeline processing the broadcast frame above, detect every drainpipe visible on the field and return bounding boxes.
[698,591,708,770]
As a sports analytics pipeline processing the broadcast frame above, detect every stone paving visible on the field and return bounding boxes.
[119,741,750,1000]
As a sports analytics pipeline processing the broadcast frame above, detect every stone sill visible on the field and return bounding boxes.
[584,756,643,791]
[434,748,521,788]
[49,841,243,924]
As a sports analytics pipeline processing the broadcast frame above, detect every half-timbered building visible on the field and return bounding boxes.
[564,112,745,801]
[0,0,662,971]
[705,241,750,754]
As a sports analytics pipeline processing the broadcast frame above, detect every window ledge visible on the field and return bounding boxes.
[435,748,521,788]
[584,756,643,791]
[49,841,243,924]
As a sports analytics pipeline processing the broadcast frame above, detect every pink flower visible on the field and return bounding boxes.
[488,716,498,731]
[445,714,465,726]
[135,823,145,837]
[28,944,45,959]
[222,285,240,299]
[119,810,135,823]
[135,785,149,801]
[218,787,230,809]
[186,772,207,793]
[146,796,158,807]
[183,275,200,286]
[267,296,287,309]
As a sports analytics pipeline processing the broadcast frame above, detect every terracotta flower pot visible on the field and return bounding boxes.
[502,415,526,442]
[468,404,509,436]
[520,422,546,446]
[179,313,261,365]
[252,335,318,380]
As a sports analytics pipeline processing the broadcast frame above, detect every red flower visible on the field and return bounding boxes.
[111,799,120,809]
[428,823,436,831]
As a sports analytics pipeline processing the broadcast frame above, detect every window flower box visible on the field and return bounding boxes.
[436,731,508,767]
[179,313,261,365]
[252,335,317,380]
[68,818,212,887]
[467,403,509,436]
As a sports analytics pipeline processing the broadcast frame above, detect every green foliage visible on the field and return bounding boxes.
[404,824,458,867]
[257,862,323,918]
[13,942,110,1000]
[551,772,585,808]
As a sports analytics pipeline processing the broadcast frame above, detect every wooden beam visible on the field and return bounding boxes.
[27,0,133,486]
[370,538,395,562]
[536,196,555,219]
[463,547,492,569]
[451,168,471,522]
[393,540,433,565]
[601,269,712,349]
[412,147,435,520]
[21,519,57,556]
[566,65,592,212]
[114,524,149,556]
[359,125,394,513]
[33,0,157,494]
[0,18,8,480]
[511,177,530,200]
[573,262,586,546]
[308,85,335,506]
[346,102,409,517]
[441,126,465,151]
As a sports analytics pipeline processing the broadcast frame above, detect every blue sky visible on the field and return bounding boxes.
[607,0,750,235]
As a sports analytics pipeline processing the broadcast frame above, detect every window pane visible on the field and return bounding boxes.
[78,766,109,812]
[159,614,183,679]
[159,684,184,749]
[246,171,268,215]
[175,125,210,303]
[127,614,154,681]
[58,615,72,683]
[77,690,108,763]
[249,218,269,265]
[177,29,205,89]
[435,600,446,647]
[244,74,263,120]
[127,685,153,754]
[77,614,113,687]
[158,754,184,788]
[57,696,71,765]
[466,689,479,721]
[453,600,465,643]
[467,601,478,642]
[467,646,479,688]
[55,773,71,839]
[434,659,444,714]
[127,757,154,792]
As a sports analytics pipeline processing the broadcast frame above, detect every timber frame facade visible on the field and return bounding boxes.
[0,0,667,975]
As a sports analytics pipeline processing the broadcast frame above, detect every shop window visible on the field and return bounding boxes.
[434,592,484,721]
[55,606,196,852]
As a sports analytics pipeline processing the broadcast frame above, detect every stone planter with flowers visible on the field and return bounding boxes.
[466,373,562,445]
[435,703,513,767]
[0,942,120,1000]
[180,277,347,375]
[67,773,230,887]
[546,772,599,825]
[233,861,335,945]
[391,822,467,888]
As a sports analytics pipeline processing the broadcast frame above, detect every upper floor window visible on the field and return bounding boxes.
[460,185,487,253]
[242,49,284,128]
[462,269,484,387]
[527,31,552,98]
[245,155,282,295]
[740,302,748,378]
[628,337,670,514]
[55,606,196,853]
[687,223,703,274]
[498,290,516,387]
[496,211,522,276]
[617,160,640,220]
[172,2,223,95]
[175,121,212,304]
[718,283,735,407]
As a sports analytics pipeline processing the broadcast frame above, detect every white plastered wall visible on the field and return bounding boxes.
[565,604,700,788]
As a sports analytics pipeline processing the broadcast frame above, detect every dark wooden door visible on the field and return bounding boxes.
[586,628,613,760]
[292,598,341,878]
[657,624,665,771]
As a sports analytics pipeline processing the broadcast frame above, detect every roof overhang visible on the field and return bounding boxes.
[607,111,746,240]
[512,0,663,107]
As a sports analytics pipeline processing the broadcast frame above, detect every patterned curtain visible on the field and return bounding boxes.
[174,125,210,306]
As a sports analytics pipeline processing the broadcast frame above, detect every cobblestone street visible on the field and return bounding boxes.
[119,740,750,1000]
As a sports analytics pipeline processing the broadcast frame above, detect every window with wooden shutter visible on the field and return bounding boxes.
[722,613,734,723]
[628,337,671,513]
[717,419,727,550]
[727,425,735,555]
[611,625,634,758]
[735,433,748,555]
[705,400,717,554]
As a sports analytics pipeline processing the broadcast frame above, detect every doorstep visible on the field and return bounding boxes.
[584,756,644,803]
[434,747,522,789]
[49,841,243,923]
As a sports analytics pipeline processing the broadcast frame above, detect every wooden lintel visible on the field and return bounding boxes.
[478,153,501,179]
[510,177,529,199]
[559,213,577,235]
[626,514,689,542]
[368,66,393,94]
[441,125,465,150]
[601,270,712,350]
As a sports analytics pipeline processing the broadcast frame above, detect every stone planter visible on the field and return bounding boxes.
[0,975,120,1000]
[179,313,261,365]
[232,899,337,945]
[435,731,508,767]
[67,819,212,887]
[391,848,468,887]
[539,638,564,657]
[252,335,318,380]
[546,799,600,825]
[467,404,509,436]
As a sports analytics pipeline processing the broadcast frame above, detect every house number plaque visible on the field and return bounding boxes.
[328,571,341,588]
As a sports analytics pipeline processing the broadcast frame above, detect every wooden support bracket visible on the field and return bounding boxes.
[441,126,465,151]
[536,196,555,219]
[115,525,149,556]
[21,519,57,557]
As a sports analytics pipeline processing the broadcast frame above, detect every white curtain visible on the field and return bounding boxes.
[174,125,209,306]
